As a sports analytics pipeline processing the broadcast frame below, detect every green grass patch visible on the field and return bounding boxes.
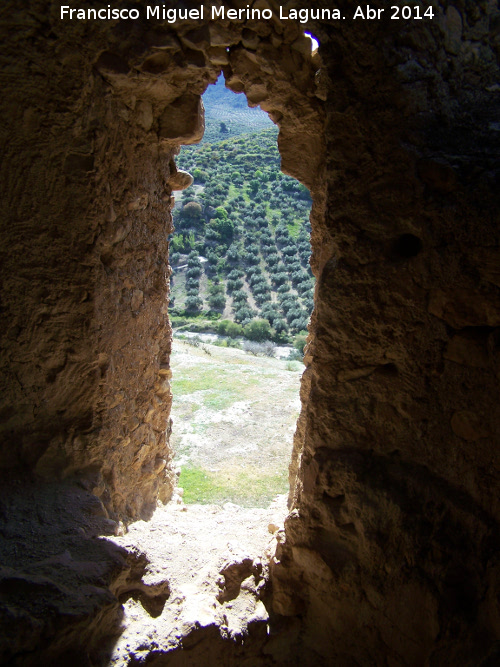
[285,360,302,372]
[173,366,256,395]
[204,389,236,411]
[179,464,288,507]
[172,364,261,411]
[171,317,220,333]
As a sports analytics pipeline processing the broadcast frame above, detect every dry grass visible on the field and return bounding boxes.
[170,339,302,506]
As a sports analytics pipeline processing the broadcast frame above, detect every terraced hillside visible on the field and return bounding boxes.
[170,124,314,340]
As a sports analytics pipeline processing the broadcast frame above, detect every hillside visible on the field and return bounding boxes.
[200,74,274,142]
[169,121,314,341]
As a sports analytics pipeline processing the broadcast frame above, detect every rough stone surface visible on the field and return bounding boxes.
[0,0,499,665]
[0,477,141,666]
[166,165,194,191]
[275,3,500,665]
[106,494,288,666]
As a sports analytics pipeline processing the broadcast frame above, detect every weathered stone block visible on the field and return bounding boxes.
[158,94,205,144]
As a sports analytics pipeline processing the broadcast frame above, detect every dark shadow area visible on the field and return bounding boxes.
[0,476,136,665]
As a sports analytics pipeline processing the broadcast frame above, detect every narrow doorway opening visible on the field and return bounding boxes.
[105,27,324,657]
[107,73,317,657]
[167,73,314,509]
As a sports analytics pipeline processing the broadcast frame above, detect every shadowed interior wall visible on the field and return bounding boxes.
[0,0,499,664]
[274,4,500,664]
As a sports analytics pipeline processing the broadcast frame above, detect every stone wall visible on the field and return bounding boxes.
[273,1,500,664]
[0,0,499,663]
[0,13,183,520]
[0,2,323,523]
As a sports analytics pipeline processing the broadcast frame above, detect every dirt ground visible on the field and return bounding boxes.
[169,338,303,506]
[104,338,302,663]
[107,494,289,665]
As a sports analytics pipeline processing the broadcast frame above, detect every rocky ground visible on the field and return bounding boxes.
[0,477,289,666]
[106,493,288,665]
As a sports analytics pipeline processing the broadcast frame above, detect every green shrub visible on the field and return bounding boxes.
[227,244,240,262]
[209,293,226,311]
[234,306,255,325]
[266,253,279,267]
[232,289,248,304]
[186,278,200,290]
[226,278,244,293]
[211,217,235,241]
[282,244,297,256]
[186,267,201,279]
[271,272,288,286]
[244,253,260,266]
[286,307,302,323]
[205,226,220,242]
[285,360,302,371]
[273,318,289,334]
[243,318,272,342]
[181,201,203,219]
[185,296,203,313]
[293,334,308,354]
[214,206,228,219]
[192,168,207,183]
[226,321,243,338]
[290,317,309,333]
[170,232,196,253]
[254,292,270,307]
[227,268,244,280]
[217,319,230,335]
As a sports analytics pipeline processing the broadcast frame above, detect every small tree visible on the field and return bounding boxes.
[217,319,231,335]
[232,289,248,302]
[273,318,289,334]
[192,168,207,183]
[212,217,235,242]
[293,334,308,354]
[186,267,201,279]
[209,293,226,311]
[185,296,203,313]
[181,201,203,220]
[214,206,228,219]
[227,243,240,263]
[243,318,272,342]
[234,306,255,325]
[226,321,243,338]
[271,272,289,287]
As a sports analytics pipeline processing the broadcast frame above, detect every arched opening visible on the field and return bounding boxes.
[0,12,327,657]
[99,41,325,657]
[167,73,313,509]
